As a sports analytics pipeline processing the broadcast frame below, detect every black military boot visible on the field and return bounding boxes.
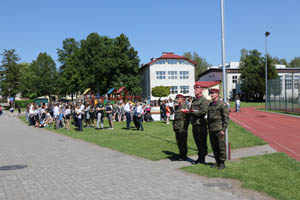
[179,154,187,161]
[218,161,225,170]
[210,159,219,168]
[195,157,205,164]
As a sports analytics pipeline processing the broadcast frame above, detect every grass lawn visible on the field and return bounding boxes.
[19,117,265,160]
[229,102,265,109]
[182,153,300,200]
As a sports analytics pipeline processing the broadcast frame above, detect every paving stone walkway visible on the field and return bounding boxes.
[0,112,275,200]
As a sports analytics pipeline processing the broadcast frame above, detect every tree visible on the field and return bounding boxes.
[30,53,58,98]
[57,38,80,65]
[183,52,210,79]
[57,38,80,98]
[273,57,288,66]
[0,49,21,98]
[151,86,171,98]
[18,62,37,98]
[71,32,141,96]
[239,49,278,101]
[289,56,300,68]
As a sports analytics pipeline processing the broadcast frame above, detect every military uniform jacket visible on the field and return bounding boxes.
[173,102,188,131]
[190,96,208,125]
[208,99,229,132]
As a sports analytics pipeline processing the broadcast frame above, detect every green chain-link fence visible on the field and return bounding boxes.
[267,74,300,113]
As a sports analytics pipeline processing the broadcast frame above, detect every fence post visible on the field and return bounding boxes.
[292,73,294,112]
[285,75,287,111]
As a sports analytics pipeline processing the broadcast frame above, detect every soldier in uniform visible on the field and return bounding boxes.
[189,85,209,164]
[207,88,229,170]
[173,94,189,161]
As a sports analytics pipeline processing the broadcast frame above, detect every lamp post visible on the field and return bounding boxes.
[220,0,229,159]
[265,31,270,110]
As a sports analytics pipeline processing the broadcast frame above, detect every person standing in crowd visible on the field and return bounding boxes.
[89,104,96,127]
[173,94,189,161]
[64,105,71,130]
[96,101,104,129]
[18,105,21,116]
[208,88,229,170]
[105,102,113,129]
[58,109,64,128]
[160,101,166,121]
[0,105,3,116]
[84,103,91,128]
[124,101,131,130]
[136,102,144,131]
[9,106,14,117]
[132,103,139,129]
[189,85,209,164]
[168,98,175,120]
[76,105,83,132]
[29,105,35,125]
[235,94,241,112]
[165,105,171,124]
[53,104,59,129]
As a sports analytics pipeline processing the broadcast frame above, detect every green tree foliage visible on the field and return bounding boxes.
[57,38,80,66]
[239,49,278,101]
[289,56,300,68]
[57,38,80,98]
[151,86,171,98]
[19,62,36,98]
[0,49,21,97]
[60,33,141,96]
[26,53,58,98]
[273,57,288,66]
[183,51,210,79]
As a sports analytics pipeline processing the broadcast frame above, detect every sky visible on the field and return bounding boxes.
[1,0,300,67]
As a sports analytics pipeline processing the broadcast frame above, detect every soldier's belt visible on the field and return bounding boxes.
[174,118,184,121]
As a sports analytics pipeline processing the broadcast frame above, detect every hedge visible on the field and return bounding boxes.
[15,100,33,108]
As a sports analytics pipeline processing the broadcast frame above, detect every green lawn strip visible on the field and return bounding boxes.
[256,108,300,117]
[229,102,265,109]
[19,117,265,160]
[182,153,300,200]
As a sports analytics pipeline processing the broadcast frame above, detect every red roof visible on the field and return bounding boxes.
[114,87,127,93]
[195,81,221,88]
[145,52,197,66]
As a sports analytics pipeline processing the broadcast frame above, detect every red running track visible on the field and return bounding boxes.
[230,107,300,161]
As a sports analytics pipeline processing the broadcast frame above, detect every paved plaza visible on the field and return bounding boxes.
[0,112,274,200]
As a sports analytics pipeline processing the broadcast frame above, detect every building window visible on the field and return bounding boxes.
[168,71,177,79]
[295,76,300,89]
[180,86,189,94]
[170,86,178,94]
[156,59,166,64]
[180,71,189,79]
[156,71,166,79]
[286,75,292,89]
[232,76,238,83]
[179,60,189,65]
[167,59,177,64]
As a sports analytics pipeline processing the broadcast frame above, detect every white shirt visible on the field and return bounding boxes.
[124,103,131,113]
[80,104,85,111]
[168,102,174,108]
[53,106,59,117]
[65,108,71,115]
[76,108,82,119]
[137,105,144,115]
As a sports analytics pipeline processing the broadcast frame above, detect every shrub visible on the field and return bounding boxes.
[15,100,33,108]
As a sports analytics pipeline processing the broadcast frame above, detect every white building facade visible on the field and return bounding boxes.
[140,52,196,101]
[198,61,300,100]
